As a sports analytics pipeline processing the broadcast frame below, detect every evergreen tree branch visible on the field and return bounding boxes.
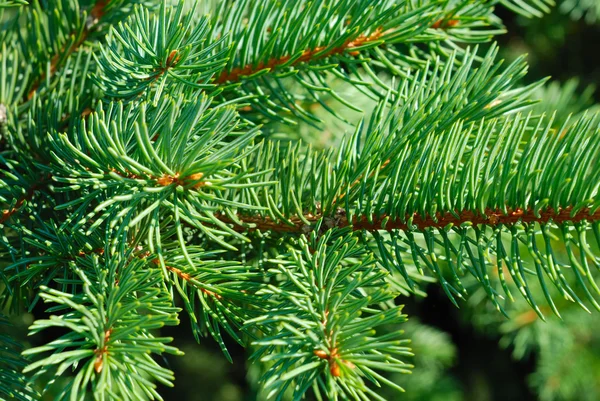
[25,0,110,99]
[95,2,229,100]
[246,231,413,400]
[214,207,600,234]
[5,1,600,399]
[22,254,182,400]
[214,27,386,85]
[97,1,512,124]
[223,106,600,315]
[0,174,50,224]
[5,220,265,362]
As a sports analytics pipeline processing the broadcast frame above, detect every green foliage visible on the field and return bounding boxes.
[22,253,181,400]
[0,43,31,107]
[47,92,262,240]
[247,230,412,400]
[369,111,600,315]
[528,310,600,401]
[500,0,554,17]
[465,263,600,401]
[0,1,28,7]
[392,320,461,401]
[95,2,228,100]
[0,0,599,400]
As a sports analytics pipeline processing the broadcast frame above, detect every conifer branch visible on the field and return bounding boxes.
[215,14,469,87]
[68,245,223,299]
[0,175,51,224]
[26,0,109,99]
[4,1,599,399]
[215,28,385,85]
[217,207,600,233]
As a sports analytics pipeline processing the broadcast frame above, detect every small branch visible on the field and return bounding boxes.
[70,246,221,299]
[0,175,51,224]
[215,14,462,87]
[215,28,384,85]
[216,207,600,234]
[215,212,321,233]
[158,260,222,299]
[351,207,600,231]
[313,310,355,377]
[26,0,110,99]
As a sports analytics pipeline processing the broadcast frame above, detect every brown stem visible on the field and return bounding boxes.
[214,14,463,87]
[216,206,600,234]
[431,18,459,29]
[215,28,384,85]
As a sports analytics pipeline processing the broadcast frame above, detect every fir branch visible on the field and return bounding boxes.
[214,14,476,86]
[224,108,600,315]
[146,242,266,360]
[5,220,263,363]
[215,206,600,234]
[4,1,600,399]
[0,174,50,224]
[22,255,182,400]
[25,0,110,99]
[215,28,385,85]
[95,2,229,100]
[247,231,413,400]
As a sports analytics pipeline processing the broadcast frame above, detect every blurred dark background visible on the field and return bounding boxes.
[498,7,600,95]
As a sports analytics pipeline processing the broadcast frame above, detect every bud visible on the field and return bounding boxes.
[330,361,341,377]
[313,350,328,359]
[94,354,103,373]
